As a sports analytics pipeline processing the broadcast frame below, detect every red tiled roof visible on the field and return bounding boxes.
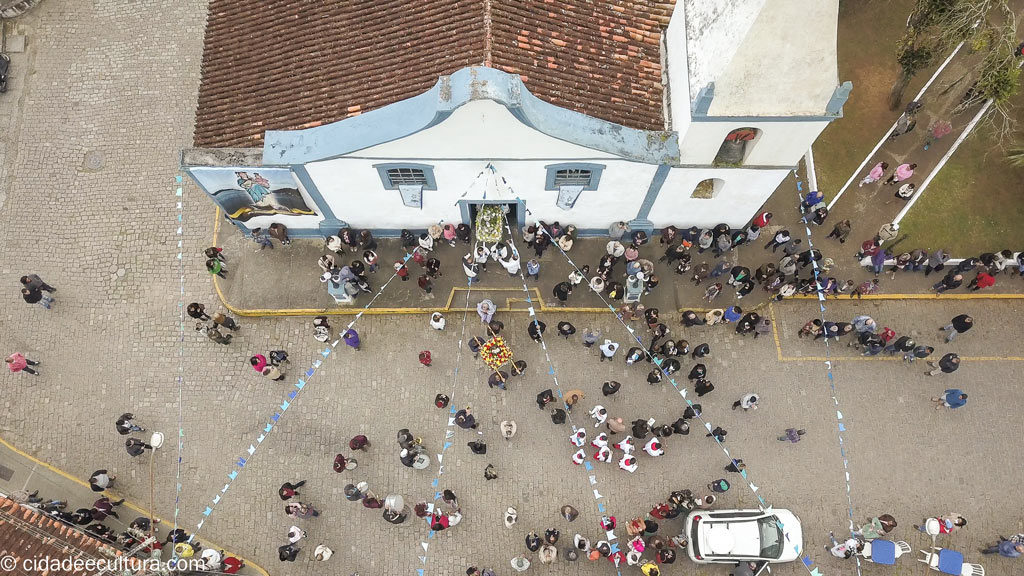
[193,0,677,148]
[0,498,143,576]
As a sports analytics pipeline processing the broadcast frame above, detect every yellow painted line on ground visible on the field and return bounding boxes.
[776,354,1024,363]
[0,434,270,576]
[768,302,784,362]
[790,292,1024,301]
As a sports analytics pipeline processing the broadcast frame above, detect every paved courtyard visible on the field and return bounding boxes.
[0,2,1022,576]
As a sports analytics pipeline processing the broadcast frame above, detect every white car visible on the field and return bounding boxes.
[686,508,803,569]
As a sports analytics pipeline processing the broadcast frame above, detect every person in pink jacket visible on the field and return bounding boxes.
[5,353,40,376]
[858,161,888,186]
[884,163,916,185]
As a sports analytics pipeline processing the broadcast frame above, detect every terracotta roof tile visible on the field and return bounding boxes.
[194,0,677,148]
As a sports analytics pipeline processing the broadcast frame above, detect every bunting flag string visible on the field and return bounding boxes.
[171,175,186,556]
[184,250,413,545]
[794,171,862,576]
[524,197,826,575]
[413,261,476,575]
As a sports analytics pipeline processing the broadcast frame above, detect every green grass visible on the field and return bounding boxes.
[898,126,1024,253]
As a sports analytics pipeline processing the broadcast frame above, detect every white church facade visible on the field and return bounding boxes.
[184,0,849,237]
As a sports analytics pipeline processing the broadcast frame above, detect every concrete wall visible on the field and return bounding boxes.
[678,120,829,166]
[683,0,766,101]
[663,1,693,132]
[649,166,789,228]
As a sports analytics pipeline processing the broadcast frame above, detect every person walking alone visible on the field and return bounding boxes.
[926,353,960,376]
[941,314,973,343]
[6,352,40,376]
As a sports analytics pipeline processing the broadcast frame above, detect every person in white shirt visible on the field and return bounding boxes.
[500,252,521,276]
[287,525,306,544]
[429,313,446,331]
[643,437,664,457]
[732,393,760,411]
[418,233,434,252]
[618,454,638,473]
[598,340,619,362]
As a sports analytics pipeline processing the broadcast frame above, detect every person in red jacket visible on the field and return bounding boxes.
[5,353,40,376]
[968,271,995,291]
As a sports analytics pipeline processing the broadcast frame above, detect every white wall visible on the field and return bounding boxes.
[663,1,693,132]
[304,157,657,230]
[356,100,619,160]
[649,167,788,228]
[683,0,766,101]
[678,120,829,165]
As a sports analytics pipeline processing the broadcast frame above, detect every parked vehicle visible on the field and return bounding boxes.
[686,508,803,571]
[0,53,9,92]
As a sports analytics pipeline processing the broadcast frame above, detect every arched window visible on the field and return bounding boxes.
[713,127,760,166]
[691,178,724,199]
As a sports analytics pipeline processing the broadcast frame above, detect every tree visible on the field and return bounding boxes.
[889,0,1017,111]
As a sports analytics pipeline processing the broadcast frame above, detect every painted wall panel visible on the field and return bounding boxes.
[188,167,323,231]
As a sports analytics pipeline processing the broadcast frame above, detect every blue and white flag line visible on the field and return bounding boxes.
[414,271,474,574]
[496,191,627,574]
[795,170,862,576]
[530,206,827,576]
[185,251,413,545]
[171,175,186,555]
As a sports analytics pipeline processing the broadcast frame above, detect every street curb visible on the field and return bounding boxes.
[0,434,271,576]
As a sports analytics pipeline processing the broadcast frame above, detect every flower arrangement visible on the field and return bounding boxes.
[475,204,505,243]
[480,336,513,370]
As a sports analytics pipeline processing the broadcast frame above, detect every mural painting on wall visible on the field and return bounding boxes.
[191,167,317,222]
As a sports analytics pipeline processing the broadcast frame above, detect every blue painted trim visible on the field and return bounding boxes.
[291,164,348,235]
[692,114,840,123]
[263,67,680,166]
[825,81,853,116]
[456,199,526,228]
[543,162,605,191]
[633,164,671,222]
[372,162,438,190]
[693,83,715,115]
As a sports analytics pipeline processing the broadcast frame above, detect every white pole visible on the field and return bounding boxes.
[827,41,966,210]
[805,146,819,192]
[892,97,992,224]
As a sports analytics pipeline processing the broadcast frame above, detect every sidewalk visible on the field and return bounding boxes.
[0,435,268,576]
[212,200,1024,317]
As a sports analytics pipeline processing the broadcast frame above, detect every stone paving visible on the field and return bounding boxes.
[0,3,1022,576]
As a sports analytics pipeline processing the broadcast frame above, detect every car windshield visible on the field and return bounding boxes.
[758,517,783,558]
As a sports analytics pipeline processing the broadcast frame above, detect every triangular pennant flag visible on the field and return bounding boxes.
[809,568,822,576]
[203,507,212,516]
[431,478,438,487]
[739,469,748,479]
[548,366,555,375]
[593,489,602,499]
[421,542,429,552]
[837,422,846,432]
[704,422,713,432]
[438,465,444,475]
[221,484,230,493]
[608,542,620,554]
[607,530,617,541]
[313,360,322,368]
[322,348,331,358]
[836,410,843,420]
[247,444,256,455]
[175,175,183,182]
[419,557,426,564]
[305,368,314,378]
[176,253,182,260]
[436,454,443,464]
[584,461,593,471]
[228,470,238,480]
[257,434,266,444]
[281,400,290,410]
[444,430,455,439]
[589,475,597,485]
[288,390,298,399]
[749,482,759,492]
[271,413,280,422]
[448,417,456,426]
[597,502,605,513]
[417,570,424,576]
[296,379,305,389]
[195,520,203,530]
[212,495,221,504]
[434,491,442,500]
[265,423,274,432]
[176,227,182,235]
[443,441,453,451]
[802,556,813,567]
